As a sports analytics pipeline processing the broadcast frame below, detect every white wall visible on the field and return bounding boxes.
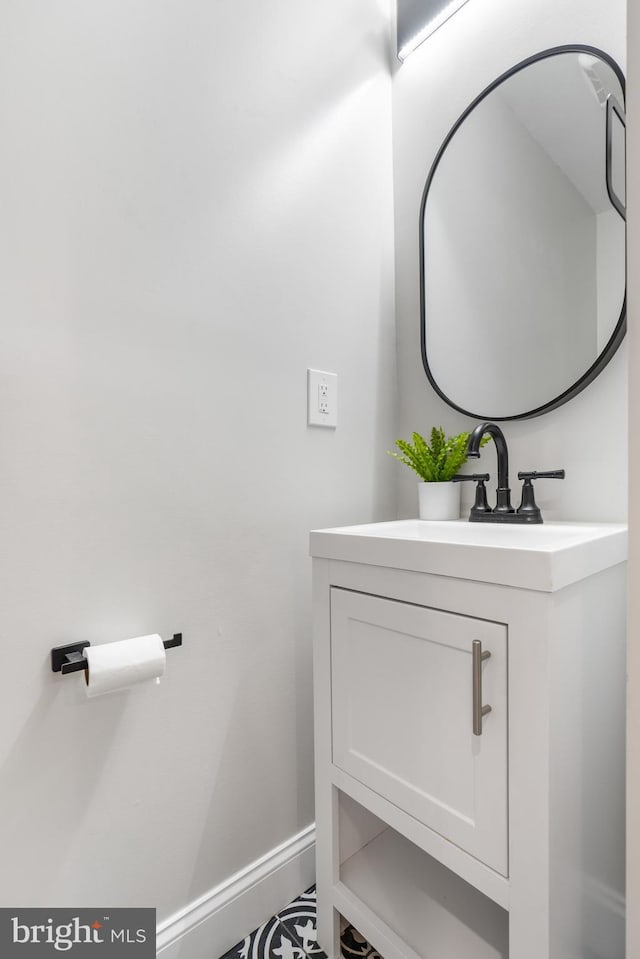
[627,0,639,952]
[0,0,396,940]
[393,0,627,522]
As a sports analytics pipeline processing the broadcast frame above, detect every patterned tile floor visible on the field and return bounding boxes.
[218,887,383,959]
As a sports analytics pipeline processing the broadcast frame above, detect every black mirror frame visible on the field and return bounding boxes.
[419,45,627,421]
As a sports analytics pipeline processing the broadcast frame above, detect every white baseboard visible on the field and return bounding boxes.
[156,824,316,959]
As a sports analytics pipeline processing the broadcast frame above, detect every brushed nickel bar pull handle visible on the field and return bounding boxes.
[472,639,492,736]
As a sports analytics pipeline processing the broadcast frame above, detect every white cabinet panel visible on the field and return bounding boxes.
[330,588,508,875]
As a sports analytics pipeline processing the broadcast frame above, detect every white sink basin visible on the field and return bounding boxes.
[310,519,627,591]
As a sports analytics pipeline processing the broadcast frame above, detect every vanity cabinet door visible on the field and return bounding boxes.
[330,588,508,875]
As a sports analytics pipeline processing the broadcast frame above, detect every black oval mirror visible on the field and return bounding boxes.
[420,46,626,420]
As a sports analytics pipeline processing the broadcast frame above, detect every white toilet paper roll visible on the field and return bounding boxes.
[85,633,166,698]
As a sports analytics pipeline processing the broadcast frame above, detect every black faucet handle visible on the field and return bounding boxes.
[451,473,492,516]
[451,473,490,483]
[517,469,565,481]
[516,469,565,523]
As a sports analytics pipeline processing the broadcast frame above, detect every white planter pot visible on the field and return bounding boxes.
[418,481,461,521]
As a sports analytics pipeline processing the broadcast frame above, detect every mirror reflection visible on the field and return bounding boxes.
[421,47,626,420]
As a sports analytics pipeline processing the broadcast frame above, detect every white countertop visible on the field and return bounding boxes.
[310,519,628,591]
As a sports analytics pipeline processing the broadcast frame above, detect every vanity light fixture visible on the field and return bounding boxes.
[397,0,472,61]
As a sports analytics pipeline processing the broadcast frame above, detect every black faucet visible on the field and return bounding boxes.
[467,422,514,515]
[466,422,565,524]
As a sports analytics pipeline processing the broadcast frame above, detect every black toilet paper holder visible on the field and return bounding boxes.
[51,633,183,675]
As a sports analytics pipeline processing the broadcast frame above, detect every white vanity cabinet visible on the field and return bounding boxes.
[310,520,627,959]
[330,588,508,876]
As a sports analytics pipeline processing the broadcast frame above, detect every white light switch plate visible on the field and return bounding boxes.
[307,369,338,427]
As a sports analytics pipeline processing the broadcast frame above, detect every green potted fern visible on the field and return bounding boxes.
[388,427,487,520]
